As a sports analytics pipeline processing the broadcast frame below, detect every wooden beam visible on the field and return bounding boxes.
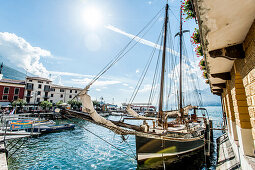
[211,72,231,80]
[212,83,226,89]
[209,44,245,59]
[212,92,222,96]
[212,89,223,93]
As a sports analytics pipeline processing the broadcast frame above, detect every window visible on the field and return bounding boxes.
[26,97,30,103]
[51,88,55,91]
[60,89,64,92]
[2,95,8,100]
[51,94,54,97]
[75,90,77,93]
[44,85,51,92]
[60,94,63,98]
[13,96,18,100]
[69,95,72,98]
[38,84,42,89]
[45,92,48,97]
[50,100,53,103]
[70,90,72,93]
[38,81,43,83]
[37,91,41,95]
[14,88,19,95]
[26,83,34,90]
[3,87,9,94]
[27,91,31,96]
[29,80,32,82]
[46,82,49,84]
[37,98,40,102]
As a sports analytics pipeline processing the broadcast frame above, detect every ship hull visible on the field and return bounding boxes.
[136,134,204,168]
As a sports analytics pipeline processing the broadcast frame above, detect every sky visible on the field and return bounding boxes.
[0,0,219,106]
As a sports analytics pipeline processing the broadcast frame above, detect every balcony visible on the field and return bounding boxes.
[44,85,51,92]
[43,96,50,99]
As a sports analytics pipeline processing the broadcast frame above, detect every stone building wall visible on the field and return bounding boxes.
[222,20,255,156]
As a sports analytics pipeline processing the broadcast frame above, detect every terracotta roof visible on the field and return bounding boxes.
[0,79,25,85]
[52,84,83,90]
[26,76,52,82]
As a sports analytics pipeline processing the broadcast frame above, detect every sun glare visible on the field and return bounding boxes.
[82,7,102,28]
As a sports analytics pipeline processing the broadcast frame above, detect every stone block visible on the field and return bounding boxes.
[243,75,249,87]
[250,118,255,128]
[235,88,246,95]
[247,96,253,106]
[252,128,255,140]
[240,121,252,129]
[233,100,248,107]
[248,107,255,118]
[235,94,247,101]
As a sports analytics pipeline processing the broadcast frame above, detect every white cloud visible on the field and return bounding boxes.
[105,25,179,57]
[122,83,129,86]
[139,84,151,93]
[0,32,50,78]
[71,77,121,87]
[49,71,94,78]
[135,69,140,74]
[148,1,152,5]
[96,89,101,91]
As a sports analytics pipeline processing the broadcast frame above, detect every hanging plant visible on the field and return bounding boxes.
[199,58,206,70]
[195,45,203,57]
[191,28,200,45]
[202,71,208,79]
[182,0,196,20]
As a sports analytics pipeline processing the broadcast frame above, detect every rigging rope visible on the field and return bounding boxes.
[82,7,164,91]
[129,25,164,104]
[62,115,137,160]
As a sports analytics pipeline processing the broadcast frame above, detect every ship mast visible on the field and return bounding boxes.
[179,6,184,122]
[158,3,169,125]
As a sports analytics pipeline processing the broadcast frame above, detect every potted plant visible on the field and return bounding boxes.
[182,0,195,20]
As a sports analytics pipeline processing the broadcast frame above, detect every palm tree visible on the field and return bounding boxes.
[40,101,52,113]
[12,99,27,113]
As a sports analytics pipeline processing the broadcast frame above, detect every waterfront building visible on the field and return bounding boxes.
[0,77,25,107]
[24,77,82,105]
[50,84,82,103]
[24,77,52,104]
[192,0,255,169]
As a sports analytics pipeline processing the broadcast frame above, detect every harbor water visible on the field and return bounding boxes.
[8,106,223,170]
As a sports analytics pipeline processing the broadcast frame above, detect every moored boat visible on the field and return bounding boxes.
[26,124,75,133]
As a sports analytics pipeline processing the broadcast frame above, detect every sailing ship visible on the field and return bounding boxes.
[67,1,212,168]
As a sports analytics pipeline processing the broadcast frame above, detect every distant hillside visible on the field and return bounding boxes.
[2,64,26,80]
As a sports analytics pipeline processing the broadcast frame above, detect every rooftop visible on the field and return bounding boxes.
[51,84,83,91]
[0,79,25,85]
[26,76,52,82]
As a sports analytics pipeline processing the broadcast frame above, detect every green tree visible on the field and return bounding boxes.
[68,100,82,110]
[92,100,100,107]
[40,101,52,112]
[12,99,27,112]
[56,101,63,108]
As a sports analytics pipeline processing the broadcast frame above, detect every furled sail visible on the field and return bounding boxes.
[79,91,117,128]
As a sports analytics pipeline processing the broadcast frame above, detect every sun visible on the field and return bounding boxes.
[82,7,102,28]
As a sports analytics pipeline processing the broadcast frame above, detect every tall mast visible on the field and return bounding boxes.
[158,3,169,123]
[179,5,184,121]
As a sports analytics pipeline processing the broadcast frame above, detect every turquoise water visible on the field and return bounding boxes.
[7,106,223,170]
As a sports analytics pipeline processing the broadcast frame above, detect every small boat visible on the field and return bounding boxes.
[26,124,75,133]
